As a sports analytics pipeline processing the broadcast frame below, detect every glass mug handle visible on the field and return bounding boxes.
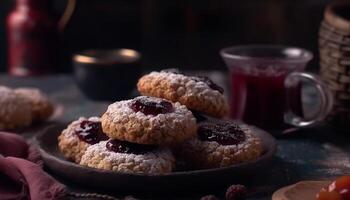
[284,72,334,127]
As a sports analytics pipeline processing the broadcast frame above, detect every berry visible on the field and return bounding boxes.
[329,176,350,192]
[226,184,247,200]
[340,189,350,200]
[316,190,343,200]
[328,176,350,200]
[200,195,219,200]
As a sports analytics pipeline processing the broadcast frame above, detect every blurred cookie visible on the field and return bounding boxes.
[15,88,54,121]
[0,86,32,130]
[58,117,108,163]
[101,96,197,145]
[177,121,263,169]
[80,140,175,174]
[137,70,229,118]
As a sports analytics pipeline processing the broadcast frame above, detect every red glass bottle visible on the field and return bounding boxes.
[6,0,59,76]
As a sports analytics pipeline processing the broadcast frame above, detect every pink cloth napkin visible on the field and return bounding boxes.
[0,132,67,200]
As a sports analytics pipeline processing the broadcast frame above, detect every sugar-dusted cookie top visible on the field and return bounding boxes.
[58,116,109,163]
[177,121,263,169]
[137,70,229,118]
[101,96,197,145]
[80,140,175,174]
[15,87,54,121]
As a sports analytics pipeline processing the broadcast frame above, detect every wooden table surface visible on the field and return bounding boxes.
[1,73,350,200]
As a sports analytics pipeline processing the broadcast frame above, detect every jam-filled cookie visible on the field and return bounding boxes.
[0,86,32,130]
[15,88,54,121]
[80,139,175,174]
[137,70,229,118]
[177,121,263,169]
[58,117,108,163]
[101,96,197,145]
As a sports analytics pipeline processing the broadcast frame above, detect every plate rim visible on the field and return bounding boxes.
[34,122,277,177]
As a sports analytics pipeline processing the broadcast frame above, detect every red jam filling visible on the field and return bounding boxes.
[130,97,174,115]
[317,176,350,200]
[106,139,158,155]
[75,120,108,145]
[198,122,245,145]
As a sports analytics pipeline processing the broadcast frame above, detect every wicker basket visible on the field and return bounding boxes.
[319,1,350,128]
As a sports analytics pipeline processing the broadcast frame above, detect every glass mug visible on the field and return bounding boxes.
[220,45,333,132]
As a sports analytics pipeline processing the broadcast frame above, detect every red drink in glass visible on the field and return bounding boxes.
[221,45,333,132]
[230,67,303,130]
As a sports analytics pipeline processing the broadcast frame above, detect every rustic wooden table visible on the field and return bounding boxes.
[1,73,349,200]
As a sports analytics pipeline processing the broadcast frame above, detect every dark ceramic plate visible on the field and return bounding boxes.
[34,123,276,193]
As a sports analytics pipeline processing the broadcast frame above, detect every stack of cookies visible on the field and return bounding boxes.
[0,86,54,130]
[58,70,263,174]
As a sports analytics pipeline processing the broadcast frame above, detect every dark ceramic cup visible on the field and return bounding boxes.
[73,49,141,101]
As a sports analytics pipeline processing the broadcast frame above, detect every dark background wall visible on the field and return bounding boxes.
[0,0,331,72]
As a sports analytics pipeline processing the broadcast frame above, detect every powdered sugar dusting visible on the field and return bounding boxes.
[80,140,175,174]
[0,86,32,129]
[188,125,261,154]
[149,71,224,101]
[15,87,50,104]
[0,86,22,117]
[106,96,195,127]
[180,124,263,168]
[61,116,101,144]
[138,71,229,117]
[0,86,13,96]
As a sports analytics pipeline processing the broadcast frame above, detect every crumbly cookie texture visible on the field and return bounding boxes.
[15,88,54,121]
[58,117,100,163]
[0,86,32,130]
[177,124,263,169]
[137,71,229,118]
[101,96,197,145]
[80,141,175,174]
